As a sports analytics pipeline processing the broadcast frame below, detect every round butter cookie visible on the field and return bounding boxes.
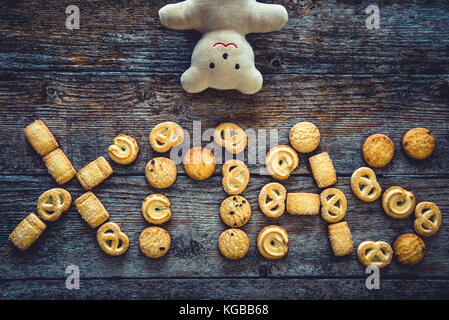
[183,147,216,180]
[362,134,395,168]
[402,127,435,160]
[139,226,171,259]
[289,121,320,153]
[220,195,251,228]
[218,228,250,260]
[145,157,177,189]
[393,233,426,265]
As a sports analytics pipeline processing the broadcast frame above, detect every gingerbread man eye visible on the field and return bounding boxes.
[209,63,215,69]
[235,64,240,70]
[223,53,228,59]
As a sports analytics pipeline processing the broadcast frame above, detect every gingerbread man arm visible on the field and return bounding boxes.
[159,1,202,31]
[246,2,288,34]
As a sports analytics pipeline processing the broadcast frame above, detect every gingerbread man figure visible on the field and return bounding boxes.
[159,0,288,94]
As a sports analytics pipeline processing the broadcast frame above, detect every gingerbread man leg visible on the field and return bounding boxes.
[247,2,288,33]
[159,1,201,30]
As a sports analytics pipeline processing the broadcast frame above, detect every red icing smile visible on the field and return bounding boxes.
[213,42,238,48]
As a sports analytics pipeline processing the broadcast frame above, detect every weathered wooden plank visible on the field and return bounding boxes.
[1,174,447,280]
[1,278,449,300]
[0,1,448,74]
[1,72,448,176]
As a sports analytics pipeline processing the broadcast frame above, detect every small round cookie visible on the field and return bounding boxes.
[289,121,320,153]
[382,186,416,219]
[402,127,436,160]
[257,225,289,260]
[265,145,299,181]
[220,196,251,228]
[213,123,247,154]
[357,241,393,269]
[218,228,250,260]
[350,167,382,202]
[362,134,395,168]
[414,201,442,237]
[139,226,171,259]
[149,121,184,153]
[145,157,177,189]
[37,188,72,221]
[320,188,347,223]
[258,183,286,218]
[221,159,250,195]
[183,147,216,181]
[393,233,426,265]
[96,222,130,256]
[108,134,139,165]
[141,194,172,225]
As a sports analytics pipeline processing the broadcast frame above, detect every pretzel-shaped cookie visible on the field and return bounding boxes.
[213,123,247,154]
[257,225,289,260]
[350,167,381,202]
[108,134,139,165]
[149,122,184,153]
[258,183,286,218]
[37,188,72,222]
[221,159,250,195]
[141,194,172,225]
[320,188,347,223]
[97,222,129,256]
[414,202,442,237]
[357,241,393,269]
[265,145,299,181]
[382,186,416,219]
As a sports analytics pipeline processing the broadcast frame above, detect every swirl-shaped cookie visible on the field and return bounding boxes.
[350,167,381,202]
[108,134,139,165]
[414,201,442,237]
[257,225,289,260]
[37,188,72,221]
[382,186,416,219]
[141,194,172,225]
[213,123,247,154]
[149,121,184,153]
[320,188,347,223]
[357,241,393,269]
[221,159,250,195]
[258,183,286,218]
[265,145,299,181]
[97,222,130,256]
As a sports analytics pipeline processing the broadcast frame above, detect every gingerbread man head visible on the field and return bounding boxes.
[159,0,288,94]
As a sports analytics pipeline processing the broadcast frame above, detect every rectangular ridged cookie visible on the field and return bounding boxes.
[43,148,76,185]
[76,156,113,190]
[74,191,109,228]
[24,120,59,156]
[286,192,320,215]
[9,213,47,251]
[309,152,337,188]
[328,221,354,256]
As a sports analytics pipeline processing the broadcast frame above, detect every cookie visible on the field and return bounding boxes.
[213,123,247,154]
[141,194,172,225]
[265,145,299,181]
[289,121,320,153]
[258,183,286,218]
[76,156,114,190]
[74,191,110,228]
[145,157,177,189]
[257,225,289,260]
[362,134,395,168]
[183,147,216,180]
[328,221,353,257]
[43,148,76,185]
[218,228,250,260]
[220,195,251,228]
[350,167,381,202]
[221,159,250,195]
[357,241,393,269]
[139,226,171,258]
[382,186,415,219]
[97,222,130,256]
[402,127,436,160]
[24,120,59,156]
[9,213,47,251]
[37,188,72,222]
[286,192,320,215]
[414,202,442,237]
[393,233,426,265]
[309,152,337,188]
[108,134,139,165]
[149,121,184,153]
[320,188,347,223]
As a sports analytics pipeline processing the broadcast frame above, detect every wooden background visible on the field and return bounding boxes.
[0,0,448,300]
